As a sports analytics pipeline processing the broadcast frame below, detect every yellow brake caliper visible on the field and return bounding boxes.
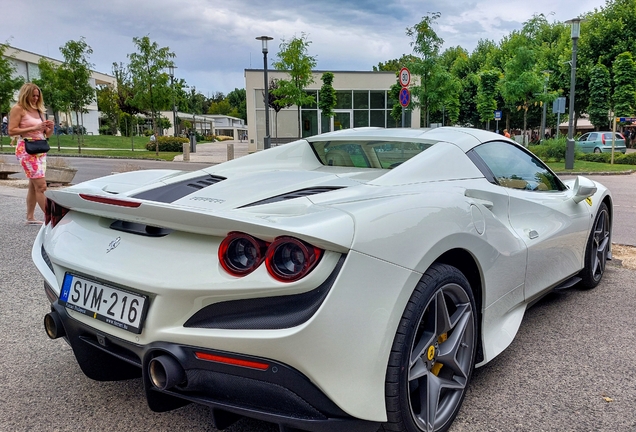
[430,333,448,376]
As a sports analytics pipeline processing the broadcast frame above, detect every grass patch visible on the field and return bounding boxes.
[547,160,636,173]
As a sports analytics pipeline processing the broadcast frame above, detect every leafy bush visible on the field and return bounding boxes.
[99,125,113,135]
[216,135,233,141]
[145,136,189,152]
[60,125,87,135]
[612,152,636,165]
[578,152,612,163]
[528,138,568,162]
[204,135,217,142]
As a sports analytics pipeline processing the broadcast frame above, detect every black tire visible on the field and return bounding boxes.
[594,147,602,154]
[578,202,610,289]
[382,263,477,432]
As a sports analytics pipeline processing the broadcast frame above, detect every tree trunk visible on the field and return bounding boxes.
[297,106,301,138]
[75,111,82,153]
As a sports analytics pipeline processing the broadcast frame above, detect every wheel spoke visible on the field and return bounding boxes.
[437,309,472,380]
[435,290,453,335]
[592,210,610,278]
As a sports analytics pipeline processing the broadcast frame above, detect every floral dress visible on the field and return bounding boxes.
[15,110,47,179]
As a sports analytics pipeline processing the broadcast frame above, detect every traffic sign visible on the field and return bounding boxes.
[617,117,636,123]
[552,97,566,114]
[494,110,502,120]
[399,87,411,107]
[399,67,411,87]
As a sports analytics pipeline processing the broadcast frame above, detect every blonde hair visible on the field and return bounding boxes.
[16,82,45,113]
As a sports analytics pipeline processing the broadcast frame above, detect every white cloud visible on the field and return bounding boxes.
[3,0,605,96]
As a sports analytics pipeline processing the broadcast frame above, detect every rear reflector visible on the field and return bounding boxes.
[79,194,141,207]
[194,352,269,371]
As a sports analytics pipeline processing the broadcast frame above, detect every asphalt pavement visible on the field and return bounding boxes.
[1,144,636,431]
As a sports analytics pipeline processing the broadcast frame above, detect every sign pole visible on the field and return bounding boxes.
[612,117,617,165]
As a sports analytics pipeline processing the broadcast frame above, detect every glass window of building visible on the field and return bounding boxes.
[353,91,369,109]
[370,91,385,109]
[335,91,352,109]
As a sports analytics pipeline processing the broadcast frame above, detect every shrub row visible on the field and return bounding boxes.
[578,151,636,165]
[145,136,189,152]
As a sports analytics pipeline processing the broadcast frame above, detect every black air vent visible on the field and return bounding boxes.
[240,187,343,208]
[132,174,225,203]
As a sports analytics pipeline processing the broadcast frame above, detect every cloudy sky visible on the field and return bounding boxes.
[5,0,606,96]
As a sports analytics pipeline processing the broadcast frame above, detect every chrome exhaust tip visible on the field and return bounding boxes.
[148,355,186,390]
[44,311,65,339]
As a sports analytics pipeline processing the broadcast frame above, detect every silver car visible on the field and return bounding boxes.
[575,131,627,154]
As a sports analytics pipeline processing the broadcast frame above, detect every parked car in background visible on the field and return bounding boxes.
[575,131,627,154]
[34,127,613,432]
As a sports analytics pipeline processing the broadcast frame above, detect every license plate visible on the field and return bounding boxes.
[60,273,149,334]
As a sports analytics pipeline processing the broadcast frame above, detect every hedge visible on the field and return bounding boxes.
[145,136,189,152]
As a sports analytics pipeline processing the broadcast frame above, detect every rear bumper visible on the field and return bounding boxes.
[45,282,378,432]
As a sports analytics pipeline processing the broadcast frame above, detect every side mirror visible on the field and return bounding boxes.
[572,176,597,204]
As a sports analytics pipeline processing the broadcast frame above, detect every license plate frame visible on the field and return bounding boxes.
[60,273,149,334]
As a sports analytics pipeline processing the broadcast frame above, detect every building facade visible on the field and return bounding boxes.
[3,46,116,135]
[245,70,420,153]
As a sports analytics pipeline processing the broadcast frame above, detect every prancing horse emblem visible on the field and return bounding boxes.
[107,237,121,253]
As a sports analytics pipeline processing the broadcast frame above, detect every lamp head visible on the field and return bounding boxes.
[256,36,274,54]
[565,18,583,39]
[167,64,177,77]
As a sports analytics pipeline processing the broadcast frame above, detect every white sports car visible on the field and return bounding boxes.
[34,127,612,432]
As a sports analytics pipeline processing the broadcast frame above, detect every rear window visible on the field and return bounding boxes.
[603,133,624,140]
[310,140,433,168]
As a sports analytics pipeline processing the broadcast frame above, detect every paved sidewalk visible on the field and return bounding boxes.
[173,139,250,164]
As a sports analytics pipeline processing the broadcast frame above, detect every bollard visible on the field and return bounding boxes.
[227,143,234,161]
[182,142,190,162]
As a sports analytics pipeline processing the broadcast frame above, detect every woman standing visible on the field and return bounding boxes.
[8,83,54,225]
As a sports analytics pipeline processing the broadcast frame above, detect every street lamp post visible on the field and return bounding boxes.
[565,18,582,169]
[168,65,178,137]
[540,70,551,144]
[256,36,273,150]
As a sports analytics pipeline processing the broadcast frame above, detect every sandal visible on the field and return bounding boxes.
[25,220,44,225]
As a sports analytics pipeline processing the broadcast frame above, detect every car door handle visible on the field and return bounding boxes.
[464,190,494,209]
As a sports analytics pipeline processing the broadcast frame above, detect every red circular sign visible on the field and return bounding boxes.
[399,67,411,87]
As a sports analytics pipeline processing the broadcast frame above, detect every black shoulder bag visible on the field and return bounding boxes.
[24,112,50,155]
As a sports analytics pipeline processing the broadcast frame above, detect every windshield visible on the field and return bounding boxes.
[309,140,434,169]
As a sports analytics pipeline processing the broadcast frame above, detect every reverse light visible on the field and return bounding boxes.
[265,236,322,282]
[218,232,268,276]
[45,198,69,227]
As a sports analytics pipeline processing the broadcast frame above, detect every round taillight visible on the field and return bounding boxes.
[265,237,322,282]
[219,232,268,276]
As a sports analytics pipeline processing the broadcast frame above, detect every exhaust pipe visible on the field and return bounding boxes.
[44,311,65,339]
[148,355,186,390]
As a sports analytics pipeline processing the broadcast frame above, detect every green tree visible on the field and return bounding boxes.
[273,33,317,137]
[612,51,636,119]
[476,70,501,128]
[58,38,95,151]
[498,39,543,143]
[33,59,67,150]
[208,99,232,115]
[587,63,611,130]
[373,54,418,72]
[0,43,25,146]
[266,79,291,143]
[112,62,144,148]
[96,84,121,135]
[406,13,447,126]
[318,72,337,118]
[226,88,247,122]
[128,35,175,154]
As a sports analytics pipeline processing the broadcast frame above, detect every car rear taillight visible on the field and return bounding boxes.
[45,198,69,228]
[218,232,323,282]
[265,236,322,282]
[218,232,268,276]
[602,134,606,144]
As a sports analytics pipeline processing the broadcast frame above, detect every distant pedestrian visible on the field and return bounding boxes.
[504,129,511,138]
[1,114,7,135]
[8,83,54,225]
